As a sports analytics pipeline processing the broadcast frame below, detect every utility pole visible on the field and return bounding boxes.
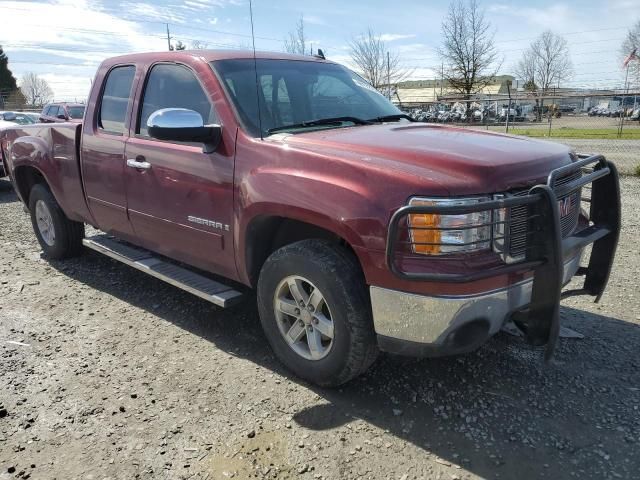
[387,51,391,100]
[166,23,172,51]
[618,64,630,138]
[440,63,444,97]
[505,80,512,133]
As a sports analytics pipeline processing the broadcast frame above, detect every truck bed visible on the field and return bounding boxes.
[1,122,93,224]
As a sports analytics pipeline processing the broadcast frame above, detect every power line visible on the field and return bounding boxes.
[8,61,99,66]
[493,26,627,44]
[0,5,285,44]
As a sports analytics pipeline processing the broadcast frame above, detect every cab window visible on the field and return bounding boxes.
[138,64,215,138]
[98,65,136,134]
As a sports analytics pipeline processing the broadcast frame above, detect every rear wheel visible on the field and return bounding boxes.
[257,239,378,387]
[29,183,84,259]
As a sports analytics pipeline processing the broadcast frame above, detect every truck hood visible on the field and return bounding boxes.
[279,123,574,194]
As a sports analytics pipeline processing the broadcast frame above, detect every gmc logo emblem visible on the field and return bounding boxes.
[558,196,572,218]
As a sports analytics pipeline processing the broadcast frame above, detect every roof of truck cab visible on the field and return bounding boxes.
[102,50,334,65]
[46,102,85,107]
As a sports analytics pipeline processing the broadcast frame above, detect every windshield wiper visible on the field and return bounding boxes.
[266,116,372,135]
[367,114,415,123]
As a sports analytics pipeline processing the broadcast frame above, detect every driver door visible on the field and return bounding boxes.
[124,62,236,279]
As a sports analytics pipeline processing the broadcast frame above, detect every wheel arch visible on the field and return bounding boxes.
[243,213,365,288]
[13,165,49,205]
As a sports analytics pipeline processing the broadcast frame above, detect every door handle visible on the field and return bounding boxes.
[126,158,151,170]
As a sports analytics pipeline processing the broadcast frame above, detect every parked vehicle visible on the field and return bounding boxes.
[0,111,37,125]
[0,119,17,129]
[559,105,577,114]
[0,119,12,177]
[498,106,517,122]
[39,102,85,123]
[0,50,621,386]
[22,112,41,123]
[471,108,486,123]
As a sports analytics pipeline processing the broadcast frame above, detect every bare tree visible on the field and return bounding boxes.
[621,19,640,86]
[19,72,53,106]
[284,16,307,55]
[439,0,500,111]
[190,40,209,50]
[349,28,411,94]
[516,30,572,121]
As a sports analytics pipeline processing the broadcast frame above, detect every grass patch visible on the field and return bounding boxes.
[497,127,640,140]
[635,164,640,177]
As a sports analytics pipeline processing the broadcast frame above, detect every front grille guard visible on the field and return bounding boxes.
[385,154,621,358]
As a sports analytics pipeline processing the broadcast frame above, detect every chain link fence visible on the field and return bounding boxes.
[400,92,640,174]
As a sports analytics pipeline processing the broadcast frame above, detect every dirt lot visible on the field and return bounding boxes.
[1,175,639,480]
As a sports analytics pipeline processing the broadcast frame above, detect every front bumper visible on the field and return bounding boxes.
[380,154,621,359]
[372,251,582,357]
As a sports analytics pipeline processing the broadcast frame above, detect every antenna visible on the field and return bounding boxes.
[248,0,263,139]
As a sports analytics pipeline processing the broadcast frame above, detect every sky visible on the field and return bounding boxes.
[0,0,638,101]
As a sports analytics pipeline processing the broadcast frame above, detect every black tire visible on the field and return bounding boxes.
[257,239,378,387]
[28,183,84,259]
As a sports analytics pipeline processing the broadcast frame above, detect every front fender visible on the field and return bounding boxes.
[234,165,393,285]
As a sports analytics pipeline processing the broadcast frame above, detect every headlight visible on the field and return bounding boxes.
[407,197,492,255]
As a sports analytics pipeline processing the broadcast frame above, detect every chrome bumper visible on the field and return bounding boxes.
[371,252,583,356]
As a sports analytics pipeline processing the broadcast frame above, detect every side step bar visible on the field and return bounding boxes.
[82,234,243,308]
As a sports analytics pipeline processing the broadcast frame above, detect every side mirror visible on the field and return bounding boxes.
[147,108,222,153]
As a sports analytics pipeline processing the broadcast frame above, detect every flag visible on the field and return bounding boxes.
[623,48,639,68]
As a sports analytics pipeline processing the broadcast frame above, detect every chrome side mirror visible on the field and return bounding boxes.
[147,108,222,153]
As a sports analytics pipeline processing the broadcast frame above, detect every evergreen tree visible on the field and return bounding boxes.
[0,45,19,93]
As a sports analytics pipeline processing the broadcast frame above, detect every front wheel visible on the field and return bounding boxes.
[257,240,378,387]
[28,183,84,259]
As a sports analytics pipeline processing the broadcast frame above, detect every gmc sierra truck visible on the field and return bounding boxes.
[0,51,620,387]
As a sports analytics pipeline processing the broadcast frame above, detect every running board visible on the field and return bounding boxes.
[82,234,243,308]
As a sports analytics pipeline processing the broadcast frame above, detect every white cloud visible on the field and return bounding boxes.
[1,0,170,99]
[380,34,416,42]
[304,15,327,26]
[122,2,186,23]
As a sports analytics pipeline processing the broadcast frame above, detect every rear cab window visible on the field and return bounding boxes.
[67,105,85,119]
[98,65,136,135]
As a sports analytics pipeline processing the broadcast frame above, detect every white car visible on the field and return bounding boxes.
[0,111,37,125]
[0,119,17,177]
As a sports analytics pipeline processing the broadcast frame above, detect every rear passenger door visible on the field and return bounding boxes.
[124,62,236,279]
[81,65,138,239]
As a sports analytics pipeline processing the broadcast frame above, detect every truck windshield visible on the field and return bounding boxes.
[211,59,401,137]
[67,106,85,119]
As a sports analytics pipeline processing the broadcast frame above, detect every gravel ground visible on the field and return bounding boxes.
[1,176,639,480]
[542,138,640,175]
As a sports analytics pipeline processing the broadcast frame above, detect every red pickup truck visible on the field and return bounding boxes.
[0,50,620,386]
